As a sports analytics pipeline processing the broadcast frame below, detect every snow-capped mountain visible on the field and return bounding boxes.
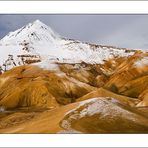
[0,20,136,72]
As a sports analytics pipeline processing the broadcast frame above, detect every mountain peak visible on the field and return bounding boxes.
[32,20,48,27]
[0,20,60,44]
[33,19,43,24]
[30,20,51,30]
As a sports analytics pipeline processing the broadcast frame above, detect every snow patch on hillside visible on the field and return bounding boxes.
[65,97,121,117]
[35,60,60,71]
[61,97,140,130]
[134,57,148,68]
[0,106,5,112]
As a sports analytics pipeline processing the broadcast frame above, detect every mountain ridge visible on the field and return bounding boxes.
[0,20,137,72]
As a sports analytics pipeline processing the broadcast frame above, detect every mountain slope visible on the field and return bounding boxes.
[105,52,148,99]
[61,97,148,133]
[0,20,136,72]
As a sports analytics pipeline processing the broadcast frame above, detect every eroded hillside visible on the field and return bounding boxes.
[0,51,147,133]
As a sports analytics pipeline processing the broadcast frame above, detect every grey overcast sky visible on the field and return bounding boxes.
[0,14,148,50]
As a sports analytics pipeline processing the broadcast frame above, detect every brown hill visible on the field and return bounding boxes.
[0,102,78,133]
[137,89,148,107]
[0,50,147,133]
[0,64,95,110]
[60,97,148,133]
[77,88,140,107]
[105,51,148,98]
[0,97,148,134]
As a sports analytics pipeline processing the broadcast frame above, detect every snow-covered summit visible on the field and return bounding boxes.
[0,20,60,45]
[0,20,137,72]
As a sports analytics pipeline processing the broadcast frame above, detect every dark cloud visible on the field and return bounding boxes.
[0,14,148,50]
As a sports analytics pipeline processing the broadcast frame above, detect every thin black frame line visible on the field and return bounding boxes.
[0,13,148,15]
[0,0,148,2]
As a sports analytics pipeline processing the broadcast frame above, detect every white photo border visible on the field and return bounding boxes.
[0,1,148,147]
